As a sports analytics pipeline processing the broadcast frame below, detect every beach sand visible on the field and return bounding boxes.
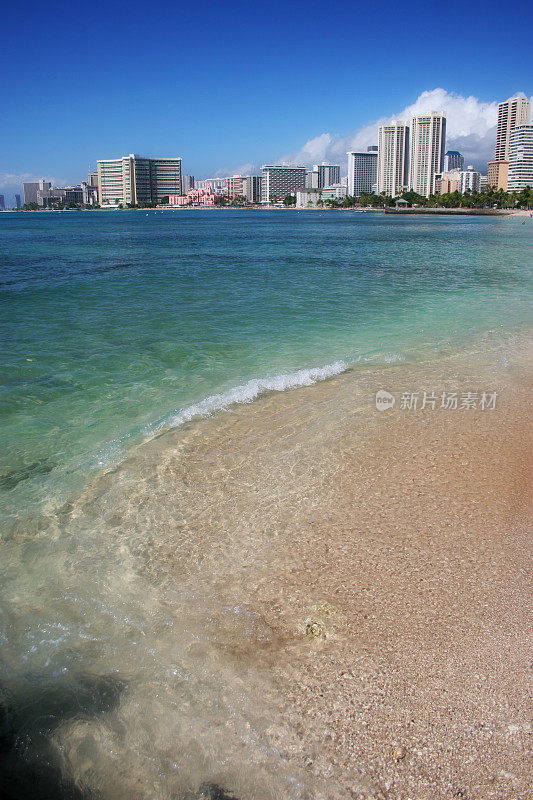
[41,334,532,800]
[151,335,532,799]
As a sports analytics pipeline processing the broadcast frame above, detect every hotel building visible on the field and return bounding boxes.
[508,124,533,191]
[261,165,307,203]
[346,148,378,196]
[97,154,181,206]
[487,160,509,191]
[443,150,464,172]
[226,175,245,199]
[242,175,263,204]
[376,122,409,197]
[314,163,341,188]
[409,112,446,197]
[495,94,530,162]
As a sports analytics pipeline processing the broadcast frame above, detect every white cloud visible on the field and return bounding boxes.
[0,171,64,189]
[277,88,531,173]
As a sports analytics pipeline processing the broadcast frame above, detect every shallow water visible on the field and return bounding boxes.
[1,210,532,798]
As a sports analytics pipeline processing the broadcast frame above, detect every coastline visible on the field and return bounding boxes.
[45,330,533,800]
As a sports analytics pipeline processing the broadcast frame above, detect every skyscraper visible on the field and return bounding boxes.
[181,175,195,193]
[242,176,263,204]
[226,176,245,198]
[443,151,464,172]
[508,124,533,191]
[346,148,378,196]
[495,93,531,162]
[15,194,21,209]
[314,164,341,188]
[97,154,181,206]
[409,112,446,197]
[0,195,5,210]
[260,165,306,203]
[376,122,410,197]
[23,179,51,205]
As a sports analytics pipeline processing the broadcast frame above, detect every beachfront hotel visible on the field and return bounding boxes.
[346,148,378,196]
[97,154,182,206]
[242,175,263,204]
[376,122,410,197]
[488,93,531,190]
[409,112,446,197]
[443,150,464,172]
[260,165,307,203]
[507,124,533,191]
[494,93,531,162]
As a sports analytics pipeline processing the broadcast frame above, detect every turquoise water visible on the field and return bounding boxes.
[1,209,532,799]
[1,209,532,524]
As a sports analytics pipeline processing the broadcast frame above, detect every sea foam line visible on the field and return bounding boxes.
[95,361,347,469]
[157,360,348,433]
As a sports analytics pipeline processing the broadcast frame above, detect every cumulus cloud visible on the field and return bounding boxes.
[277,88,531,173]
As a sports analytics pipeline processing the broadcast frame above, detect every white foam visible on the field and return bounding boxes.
[157,361,347,433]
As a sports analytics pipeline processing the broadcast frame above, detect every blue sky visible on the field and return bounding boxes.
[1,0,531,199]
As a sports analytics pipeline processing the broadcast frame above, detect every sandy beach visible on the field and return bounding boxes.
[129,334,530,800]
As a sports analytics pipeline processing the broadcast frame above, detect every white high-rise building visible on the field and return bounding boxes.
[261,165,306,203]
[97,154,181,206]
[376,122,410,197]
[495,94,531,162]
[460,166,481,193]
[313,163,340,188]
[346,148,378,196]
[242,175,263,204]
[508,124,533,191]
[409,112,446,197]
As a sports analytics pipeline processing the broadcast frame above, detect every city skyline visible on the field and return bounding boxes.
[1,0,532,203]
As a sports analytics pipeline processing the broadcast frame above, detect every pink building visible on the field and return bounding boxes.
[169,187,222,207]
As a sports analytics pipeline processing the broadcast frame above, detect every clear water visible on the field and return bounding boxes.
[1,210,531,525]
[0,209,532,799]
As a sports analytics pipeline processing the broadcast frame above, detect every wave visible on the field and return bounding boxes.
[157,361,348,433]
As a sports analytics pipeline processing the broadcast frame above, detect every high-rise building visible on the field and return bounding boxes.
[306,170,319,189]
[0,195,5,210]
[495,94,530,162]
[487,160,509,191]
[181,175,195,192]
[15,194,21,209]
[508,124,533,191]
[242,175,263,204]
[97,154,181,206]
[346,147,378,196]
[226,175,245,198]
[409,112,446,197]
[376,122,409,197]
[434,171,462,195]
[261,165,307,203]
[23,179,51,205]
[460,166,481,193]
[88,171,99,188]
[443,151,464,172]
[314,163,341,188]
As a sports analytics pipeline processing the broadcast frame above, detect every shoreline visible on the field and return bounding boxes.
[44,330,533,800]
[4,206,531,216]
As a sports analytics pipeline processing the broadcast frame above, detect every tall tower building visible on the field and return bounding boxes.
[376,122,410,197]
[508,124,533,192]
[443,151,464,172]
[409,112,446,197]
[97,154,181,205]
[260,165,306,202]
[495,94,530,161]
[313,164,341,188]
[346,148,378,196]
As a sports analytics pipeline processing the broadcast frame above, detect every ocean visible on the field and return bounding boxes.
[0,209,532,799]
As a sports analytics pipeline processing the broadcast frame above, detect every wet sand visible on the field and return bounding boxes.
[6,335,530,800]
[146,337,532,799]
